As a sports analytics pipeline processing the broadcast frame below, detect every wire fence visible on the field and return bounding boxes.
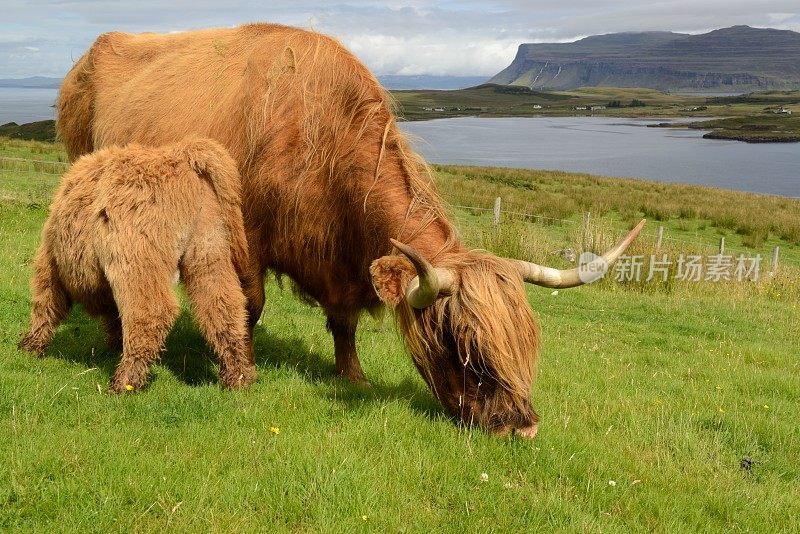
[0,156,68,176]
[447,195,782,274]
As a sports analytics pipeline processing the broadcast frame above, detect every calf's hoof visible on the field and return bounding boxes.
[17,334,45,357]
[109,370,148,394]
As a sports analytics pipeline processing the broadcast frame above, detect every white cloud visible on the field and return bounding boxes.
[0,1,798,78]
[345,33,521,76]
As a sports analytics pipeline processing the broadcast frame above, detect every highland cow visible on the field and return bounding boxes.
[55,24,643,436]
[18,137,255,392]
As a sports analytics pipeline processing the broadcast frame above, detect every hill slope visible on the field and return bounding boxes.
[0,76,62,89]
[490,26,800,92]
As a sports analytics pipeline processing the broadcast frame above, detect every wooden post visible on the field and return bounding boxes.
[769,246,780,277]
[655,225,664,252]
[718,237,725,254]
[493,197,501,229]
[582,212,591,252]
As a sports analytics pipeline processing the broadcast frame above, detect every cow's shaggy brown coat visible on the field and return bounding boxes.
[18,137,255,392]
[56,24,540,435]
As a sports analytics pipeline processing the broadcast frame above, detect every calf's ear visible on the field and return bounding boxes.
[370,256,415,308]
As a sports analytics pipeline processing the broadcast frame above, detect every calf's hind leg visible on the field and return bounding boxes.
[181,234,255,389]
[107,271,179,393]
[18,245,71,356]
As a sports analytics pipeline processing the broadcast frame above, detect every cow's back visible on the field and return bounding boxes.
[58,24,363,160]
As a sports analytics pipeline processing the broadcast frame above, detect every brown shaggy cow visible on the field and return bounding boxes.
[18,137,255,392]
[56,24,643,436]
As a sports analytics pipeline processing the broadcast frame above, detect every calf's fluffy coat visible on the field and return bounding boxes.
[18,137,255,392]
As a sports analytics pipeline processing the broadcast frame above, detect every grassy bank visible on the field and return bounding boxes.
[687,115,799,143]
[391,85,800,121]
[1,138,799,531]
[651,114,800,143]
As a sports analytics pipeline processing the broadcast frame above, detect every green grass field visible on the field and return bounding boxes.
[1,139,799,531]
[391,85,800,123]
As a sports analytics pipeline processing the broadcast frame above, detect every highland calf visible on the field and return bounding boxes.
[18,137,255,392]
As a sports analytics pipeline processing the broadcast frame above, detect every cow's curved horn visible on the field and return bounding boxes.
[514,219,646,288]
[390,238,456,309]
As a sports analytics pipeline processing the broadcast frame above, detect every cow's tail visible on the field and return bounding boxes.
[57,41,98,160]
[178,137,249,278]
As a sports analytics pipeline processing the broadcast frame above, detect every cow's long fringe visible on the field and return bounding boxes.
[241,28,457,266]
[396,251,539,416]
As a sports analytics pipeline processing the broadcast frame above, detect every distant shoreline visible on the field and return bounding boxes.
[3,115,798,146]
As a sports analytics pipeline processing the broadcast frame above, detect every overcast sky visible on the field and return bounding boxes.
[2,1,799,79]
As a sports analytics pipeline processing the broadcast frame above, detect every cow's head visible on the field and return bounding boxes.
[370,220,645,438]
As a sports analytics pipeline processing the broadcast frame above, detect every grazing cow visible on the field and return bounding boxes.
[18,137,255,392]
[56,24,643,436]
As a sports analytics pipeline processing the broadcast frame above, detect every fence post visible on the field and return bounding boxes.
[493,197,501,229]
[655,225,664,252]
[718,237,725,254]
[581,212,591,252]
[769,246,780,277]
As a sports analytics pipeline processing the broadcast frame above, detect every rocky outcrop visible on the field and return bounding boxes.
[490,26,800,92]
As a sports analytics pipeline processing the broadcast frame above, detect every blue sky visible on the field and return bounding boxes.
[2,1,799,78]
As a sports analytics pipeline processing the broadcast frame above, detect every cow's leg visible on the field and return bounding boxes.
[181,236,255,389]
[327,313,368,385]
[108,275,179,393]
[243,266,266,331]
[18,246,71,356]
[241,231,266,331]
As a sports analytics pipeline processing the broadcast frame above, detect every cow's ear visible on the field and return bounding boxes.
[370,256,415,308]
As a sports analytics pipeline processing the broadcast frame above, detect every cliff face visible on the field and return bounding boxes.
[490,26,800,92]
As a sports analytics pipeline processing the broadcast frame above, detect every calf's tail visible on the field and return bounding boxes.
[176,137,249,277]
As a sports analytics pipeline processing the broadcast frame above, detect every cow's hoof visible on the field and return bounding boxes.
[17,336,45,357]
[220,368,256,390]
[514,424,539,439]
[341,372,371,387]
